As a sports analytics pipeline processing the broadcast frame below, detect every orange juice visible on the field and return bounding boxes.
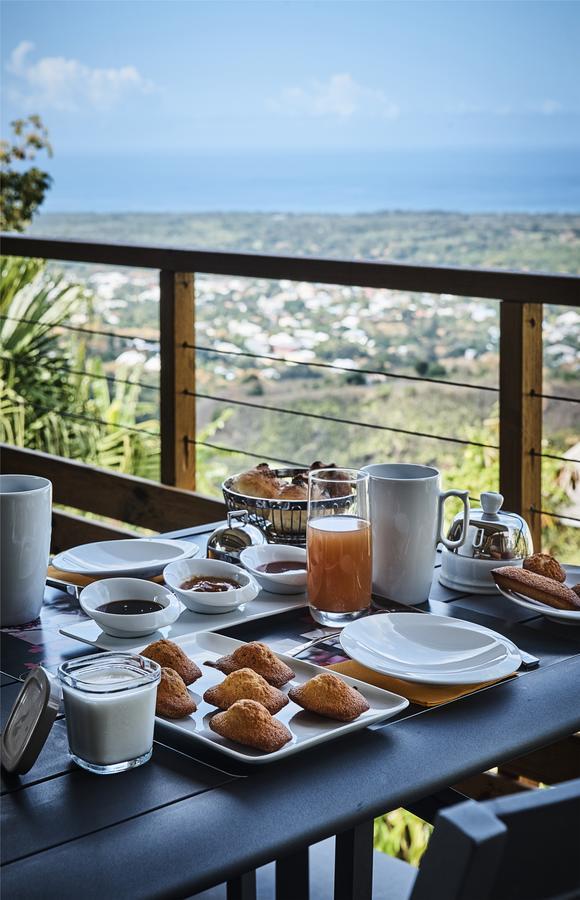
[307,516,372,613]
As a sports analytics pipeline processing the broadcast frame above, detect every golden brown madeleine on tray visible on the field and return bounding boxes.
[203,668,289,714]
[209,699,292,753]
[141,639,202,686]
[523,553,566,583]
[492,567,580,611]
[289,672,370,721]
[206,641,295,687]
[156,667,197,719]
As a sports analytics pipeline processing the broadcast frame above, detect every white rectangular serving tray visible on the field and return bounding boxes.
[147,632,409,765]
[59,590,308,651]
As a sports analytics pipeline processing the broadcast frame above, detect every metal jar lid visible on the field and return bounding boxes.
[206,510,268,564]
[1,668,61,774]
[446,492,533,561]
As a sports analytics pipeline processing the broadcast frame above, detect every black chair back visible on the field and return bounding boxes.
[411,778,580,900]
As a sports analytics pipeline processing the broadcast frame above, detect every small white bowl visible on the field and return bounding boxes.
[79,578,182,638]
[163,558,259,614]
[239,544,307,595]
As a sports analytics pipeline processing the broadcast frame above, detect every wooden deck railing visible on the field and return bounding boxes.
[2,232,579,550]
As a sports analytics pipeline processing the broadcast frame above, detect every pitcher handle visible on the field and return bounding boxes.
[438,490,470,549]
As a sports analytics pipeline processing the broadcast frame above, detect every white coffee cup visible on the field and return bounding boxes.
[0,475,52,626]
[362,464,469,606]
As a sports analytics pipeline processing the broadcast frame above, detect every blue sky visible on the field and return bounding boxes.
[2,0,579,154]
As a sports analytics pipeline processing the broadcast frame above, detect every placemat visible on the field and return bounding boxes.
[328,659,511,707]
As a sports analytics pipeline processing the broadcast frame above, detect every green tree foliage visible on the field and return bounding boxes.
[1,116,52,232]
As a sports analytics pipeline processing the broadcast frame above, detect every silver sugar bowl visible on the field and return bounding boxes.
[439,492,533,594]
[206,510,268,564]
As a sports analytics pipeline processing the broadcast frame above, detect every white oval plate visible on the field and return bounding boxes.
[53,539,199,578]
[340,614,522,684]
[495,584,580,626]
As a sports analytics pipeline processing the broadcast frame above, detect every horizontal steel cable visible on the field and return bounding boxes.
[187,390,498,449]
[191,343,499,393]
[531,450,580,464]
[1,354,159,392]
[530,507,580,524]
[190,439,307,468]
[0,314,155,343]
[529,390,580,404]
[12,398,160,438]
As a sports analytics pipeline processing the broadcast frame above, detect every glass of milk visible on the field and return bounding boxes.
[58,652,161,775]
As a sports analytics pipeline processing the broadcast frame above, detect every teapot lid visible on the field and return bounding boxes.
[447,492,533,560]
[207,510,268,563]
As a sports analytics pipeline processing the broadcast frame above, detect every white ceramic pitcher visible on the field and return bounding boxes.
[361,464,469,606]
[0,475,52,626]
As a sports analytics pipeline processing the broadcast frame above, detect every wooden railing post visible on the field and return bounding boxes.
[499,301,543,549]
[159,271,196,490]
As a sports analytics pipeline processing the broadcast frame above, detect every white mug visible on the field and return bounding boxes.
[0,475,52,626]
[361,464,469,606]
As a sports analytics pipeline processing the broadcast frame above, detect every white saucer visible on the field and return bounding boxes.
[340,614,522,685]
[495,584,580,626]
[52,539,199,578]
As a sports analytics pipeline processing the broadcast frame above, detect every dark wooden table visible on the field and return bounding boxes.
[2,523,580,899]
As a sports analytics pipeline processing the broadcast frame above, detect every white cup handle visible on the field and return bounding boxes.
[438,490,470,549]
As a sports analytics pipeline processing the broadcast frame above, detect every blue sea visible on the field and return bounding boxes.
[41,148,580,214]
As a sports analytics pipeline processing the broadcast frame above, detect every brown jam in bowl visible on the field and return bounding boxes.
[180,575,240,593]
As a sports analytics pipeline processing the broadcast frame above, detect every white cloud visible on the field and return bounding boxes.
[6,41,154,112]
[271,74,399,120]
[535,99,563,116]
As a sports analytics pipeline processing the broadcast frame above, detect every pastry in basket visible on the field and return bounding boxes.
[203,668,289,714]
[573,585,580,599]
[156,667,197,719]
[491,567,580,611]
[523,553,566,583]
[209,699,292,752]
[141,639,202,685]
[205,641,295,687]
[309,462,352,498]
[270,475,314,531]
[231,463,282,499]
[277,475,308,501]
[288,672,370,721]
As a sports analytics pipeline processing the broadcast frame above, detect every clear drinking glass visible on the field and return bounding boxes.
[307,468,372,627]
[58,652,160,775]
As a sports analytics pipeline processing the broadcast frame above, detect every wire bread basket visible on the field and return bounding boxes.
[222,467,350,546]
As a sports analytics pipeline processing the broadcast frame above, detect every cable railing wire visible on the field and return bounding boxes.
[1,354,160,393]
[0,314,155,344]
[531,507,580,525]
[14,398,160,438]
[191,439,307,468]
[187,389,498,449]
[531,449,580,465]
[530,389,580,404]
[191,343,500,393]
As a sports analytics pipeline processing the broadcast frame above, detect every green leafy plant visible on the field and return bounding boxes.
[374,809,432,867]
[1,116,52,232]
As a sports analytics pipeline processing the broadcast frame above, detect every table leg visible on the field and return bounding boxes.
[275,847,310,899]
[334,819,374,900]
[226,871,257,900]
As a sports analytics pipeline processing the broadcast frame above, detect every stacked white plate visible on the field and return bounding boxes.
[494,584,580,626]
[340,614,522,685]
[52,538,200,579]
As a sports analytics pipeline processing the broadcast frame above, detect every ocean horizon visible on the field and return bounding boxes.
[38,147,580,216]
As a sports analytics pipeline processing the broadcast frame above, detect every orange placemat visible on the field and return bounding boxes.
[47,566,164,587]
[328,659,512,708]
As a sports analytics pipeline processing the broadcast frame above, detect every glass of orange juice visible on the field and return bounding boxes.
[307,468,372,627]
